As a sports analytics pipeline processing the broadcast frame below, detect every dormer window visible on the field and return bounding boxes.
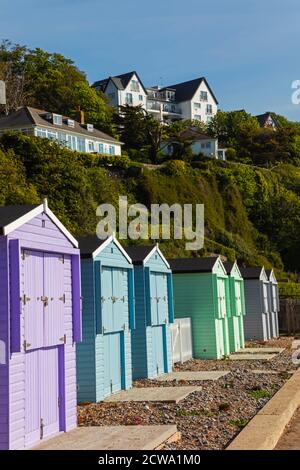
[53,114,62,126]
[86,123,94,132]
[67,119,75,128]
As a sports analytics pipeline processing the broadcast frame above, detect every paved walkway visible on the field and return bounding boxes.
[33,425,179,450]
[156,371,229,382]
[276,407,300,450]
[229,353,277,361]
[104,386,202,403]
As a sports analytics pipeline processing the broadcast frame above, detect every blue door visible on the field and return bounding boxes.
[103,332,122,397]
[102,267,114,333]
[152,325,165,376]
[157,272,168,325]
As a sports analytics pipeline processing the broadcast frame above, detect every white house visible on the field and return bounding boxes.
[93,72,218,124]
[162,128,226,160]
[0,106,123,155]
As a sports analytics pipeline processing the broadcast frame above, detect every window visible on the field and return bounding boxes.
[67,119,75,128]
[53,114,62,126]
[108,92,116,101]
[139,95,144,101]
[130,80,140,92]
[58,132,67,146]
[109,145,115,155]
[88,141,95,152]
[71,135,77,150]
[99,143,104,154]
[206,142,211,149]
[206,104,213,114]
[36,127,47,138]
[125,93,133,105]
[194,114,201,121]
[47,130,57,140]
[200,91,208,101]
[194,102,201,109]
[78,137,86,152]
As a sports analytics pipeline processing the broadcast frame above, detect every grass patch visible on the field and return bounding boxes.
[176,409,219,417]
[249,389,271,399]
[229,418,249,428]
[219,402,231,411]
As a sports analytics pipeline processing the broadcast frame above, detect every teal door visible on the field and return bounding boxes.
[103,332,122,397]
[152,325,165,376]
[150,271,169,325]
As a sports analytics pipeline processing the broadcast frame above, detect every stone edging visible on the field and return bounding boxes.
[226,368,300,450]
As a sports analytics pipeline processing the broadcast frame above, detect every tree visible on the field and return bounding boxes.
[116,105,148,149]
[0,40,114,134]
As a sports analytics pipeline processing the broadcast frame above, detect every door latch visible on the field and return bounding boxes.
[59,294,66,303]
[41,296,49,307]
[59,334,67,344]
[40,418,44,440]
[23,340,31,351]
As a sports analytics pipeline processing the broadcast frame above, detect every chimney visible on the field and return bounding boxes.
[77,106,85,125]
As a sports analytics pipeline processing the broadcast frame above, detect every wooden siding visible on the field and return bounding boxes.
[131,250,172,379]
[7,213,78,449]
[243,279,266,341]
[76,259,96,402]
[0,237,9,450]
[173,273,221,359]
[77,239,133,402]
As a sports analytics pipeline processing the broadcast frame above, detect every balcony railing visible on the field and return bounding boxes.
[147,102,161,111]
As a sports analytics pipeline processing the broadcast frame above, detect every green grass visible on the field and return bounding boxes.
[249,389,271,399]
[229,418,249,428]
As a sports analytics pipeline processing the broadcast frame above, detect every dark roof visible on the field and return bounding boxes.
[77,235,106,257]
[0,107,120,144]
[0,205,39,234]
[93,71,148,95]
[166,77,218,104]
[239,267,264,279]
[255,112,278,128]
[223,261,234,275]
[169,256,219,273]
[124,245,155,265]
[179,128,216,142]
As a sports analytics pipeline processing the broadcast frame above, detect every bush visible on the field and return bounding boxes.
[163,160,190,176]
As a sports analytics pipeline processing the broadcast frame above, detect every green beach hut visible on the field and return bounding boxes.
[223,261,246,352]
[169,256,230,360]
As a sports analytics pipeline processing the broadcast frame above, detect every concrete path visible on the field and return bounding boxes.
[276,407,300,450]
[156,371,230,382]
[104,386,202,403]
[229,353,277,361]
[292,340,300,350]
[33,425,179,450]
[238,348,285,354]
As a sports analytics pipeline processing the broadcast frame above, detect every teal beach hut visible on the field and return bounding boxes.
[125,245,174,379]
[169,256,230,360]
[76,235,135,402]
[223,261,246,352]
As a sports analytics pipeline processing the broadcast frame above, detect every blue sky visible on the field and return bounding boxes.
[1,0,300,120]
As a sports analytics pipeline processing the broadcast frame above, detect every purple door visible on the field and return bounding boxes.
[23,251,44,351]
[25,347,60,447]
[44,253,65,347]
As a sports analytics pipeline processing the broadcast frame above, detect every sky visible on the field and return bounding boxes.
[1,0,300,120]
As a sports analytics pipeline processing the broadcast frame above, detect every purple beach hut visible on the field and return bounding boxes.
[0,200,81,450]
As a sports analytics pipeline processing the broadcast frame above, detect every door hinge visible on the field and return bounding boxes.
[23,340,31,351]
[20,294,31,305]
[21,249,27,261]
[59,254,65,264]
[40,418,44,440]
[59,334,67,344]
[122,323,126,331]
[59,293,66,303]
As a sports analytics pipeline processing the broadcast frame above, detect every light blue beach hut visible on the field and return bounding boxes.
[76,235,135,402]
[125,245,174,380]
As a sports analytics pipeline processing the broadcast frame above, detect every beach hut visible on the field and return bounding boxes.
[0,201,81,450]
[240,267,271,341]
[223,262,246,352]
[125,245,174,379]
[76,235,134,402]
[169,256,230,360]
[266,269,280,338]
